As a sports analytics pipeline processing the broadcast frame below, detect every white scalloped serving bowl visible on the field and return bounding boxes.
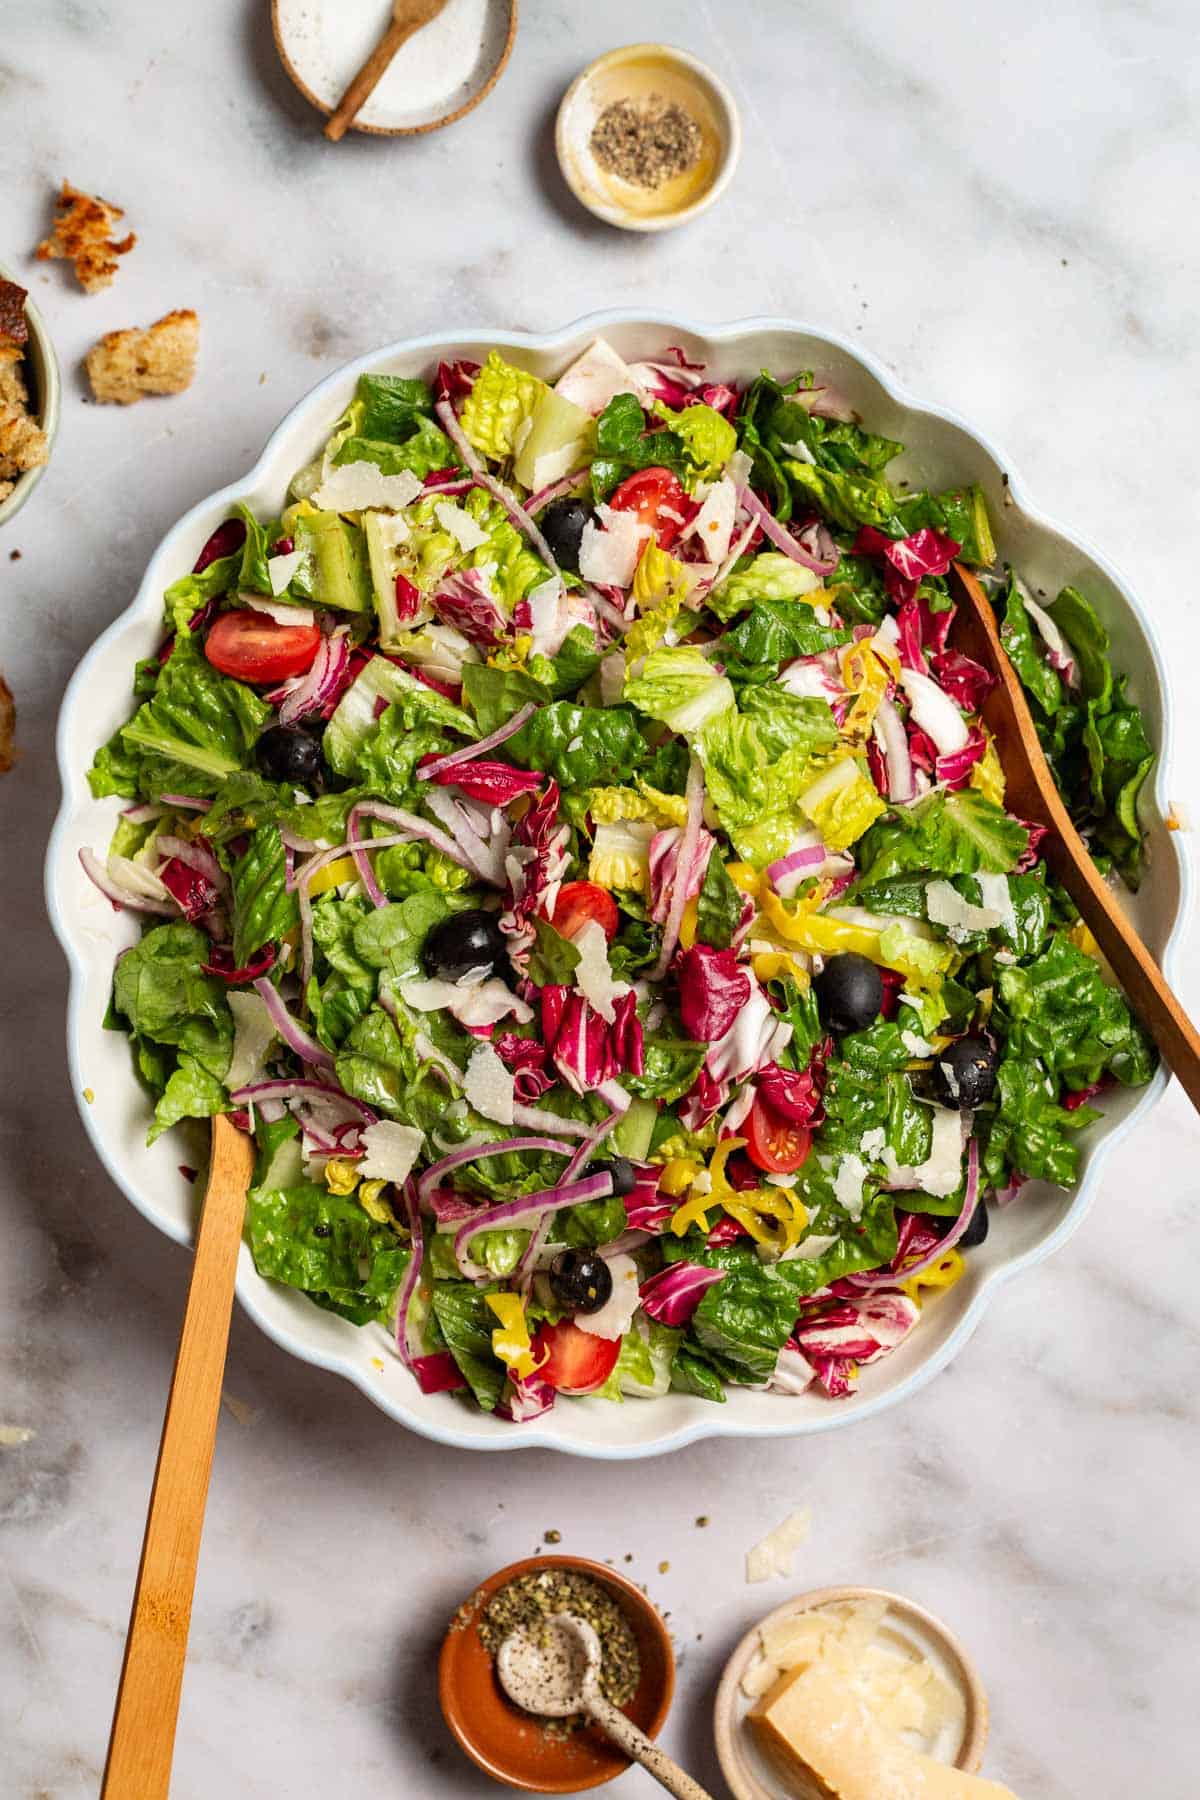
[47,312,1187,1459]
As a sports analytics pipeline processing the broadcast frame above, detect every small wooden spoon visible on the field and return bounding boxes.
[101,1114,256,1799]
[949,562,1200,1111]
[323,0,449,141]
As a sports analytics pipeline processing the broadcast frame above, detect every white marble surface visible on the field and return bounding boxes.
[2,2,1198,1794]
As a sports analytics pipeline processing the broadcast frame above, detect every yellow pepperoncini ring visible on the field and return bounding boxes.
[727,863,764,899]
[722,1186,810,1257]
[658,1157,701,1196]
[357,1179,394,1225]
[839,636,900,743]
[678,894,700,951]
[306,854,360,899]
[752,950,808,986]
[1066,919,1103,961]
[969,728,1006,805]
[759,890,954,990]
[487,635,533,671]
[485,1292,543,1380]
[901,1247,965,1305]
[323,1158,360,1197]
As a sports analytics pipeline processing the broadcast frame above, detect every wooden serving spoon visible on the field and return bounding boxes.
[101,1114,256,1799]
[323,0,449,141]
[949,562,1200,1111]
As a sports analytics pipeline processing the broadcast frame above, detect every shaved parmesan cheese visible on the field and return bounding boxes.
[780,1231,840,1263]
[746,1507,812,1583]
[530,441,587,491]
[357,1121,424,1185]
[684,475,737,566]
[225,991,277,1093]
[554,337,642,414]
[399,974,533,1028]
[463,1041,515,1127]
[777,434,817,465]
[579,504,650,588]
[434,499,490,553]
[834,1153,868,1221]
[267,550,306,595]
[975,872,1016,937]
[859,1126,887,1160]
[313,461,424,513]
[925,878,1006,942]
[571,918,631,1024]
[367,509,411,551]
[883,1104,964,1196]
[901,1028,937,1057]
[574,1253,640,1339]
[727,448,754,490]
[245,596,316,628]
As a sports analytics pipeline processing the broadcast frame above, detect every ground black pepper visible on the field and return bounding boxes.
[478,1568,641,1713]
[590,94,702,189]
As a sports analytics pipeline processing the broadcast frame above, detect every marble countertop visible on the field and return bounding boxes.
[2,2,1198,1794]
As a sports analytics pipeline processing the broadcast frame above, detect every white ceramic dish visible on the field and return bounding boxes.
[47,311,1187,1460]
[271,0,517,137]
[555,44,741,233]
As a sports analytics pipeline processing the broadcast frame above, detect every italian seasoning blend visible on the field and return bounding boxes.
[479,1568,641,1713]
[590,93,702,189]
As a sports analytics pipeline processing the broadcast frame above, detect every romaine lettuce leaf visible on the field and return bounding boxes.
[708,553,826,622]
[652,400,736,483]
[324,654,474,779]
[113,607,269,781]
[853,790,1030,887]
[718,601,850,683]
[230,825,299,967]
[247,1182,409,1321]
[430,1281,506,1410]
[458,351,547,460]
[997,935,1155,1089]
[623,645,736,737]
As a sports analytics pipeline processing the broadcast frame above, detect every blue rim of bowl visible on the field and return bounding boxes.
[45,309,1190,1458]
[0,264,60,526]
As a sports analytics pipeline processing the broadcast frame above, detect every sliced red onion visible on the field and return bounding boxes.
[650,757,705,980]
[251,976,334,1071]
[738,488,838,576]
[346,804,387,909]
[422,787,505,884]
[789,382,856,422]
[453,1171,613,1279]
[992,1173,1027,1207]
[509,1102,594,1140]
[793,520,840,575]
[120,802,166,825]
[418,703,535,780]
[228,1076,376,1123]
[158,794,212,813]
[874,696,915,802]
[348,802,482,877]
[434,399,563,578]
[525,467,591,516]
[79,848,175,915]
[266,626,352,726]
[419,474,476,497]
[852,1138,981,1289]
[766,841,828,891]
[417,1136,575,1200]
[393,1177,424,1369]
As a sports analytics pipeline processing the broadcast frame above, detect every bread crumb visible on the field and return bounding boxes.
[86,309,198,405]
[0,281,49,498]
[36,182,135,293]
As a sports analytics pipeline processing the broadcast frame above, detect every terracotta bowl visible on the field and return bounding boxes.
[713,1585,990,1800]
[439,1554,675,1793]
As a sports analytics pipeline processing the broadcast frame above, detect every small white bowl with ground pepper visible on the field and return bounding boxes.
[555,43,740,232]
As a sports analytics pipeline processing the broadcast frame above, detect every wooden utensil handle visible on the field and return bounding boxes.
[585,1693,715,1800]
[324,16,419,141]
[101,1119,254,1800]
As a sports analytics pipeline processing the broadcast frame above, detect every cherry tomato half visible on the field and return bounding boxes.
[743,1098,813,1175]
[204,609,321,684]
[531,1319,620,1394]
[546,880,619,943]
[608,466,688,550]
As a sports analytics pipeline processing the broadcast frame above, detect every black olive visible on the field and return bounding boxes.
[932,1035,999,1110]
[423,909,509,981]
[592,1157,636,1198]
[812,952,884,1033]
[540,497,592,573]
[548,1249,613,1315]
[256,724,322,783]
[932,1201,990,1248]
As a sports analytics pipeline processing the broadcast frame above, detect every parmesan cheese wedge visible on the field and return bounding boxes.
[749,1661,1019,1799]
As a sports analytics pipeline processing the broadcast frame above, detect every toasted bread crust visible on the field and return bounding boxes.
[85,309,199,405]
[0,339,49,490]
[36,181,136,293]
[0,278,29,348]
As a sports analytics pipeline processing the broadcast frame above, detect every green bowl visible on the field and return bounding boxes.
[0,261,60,528]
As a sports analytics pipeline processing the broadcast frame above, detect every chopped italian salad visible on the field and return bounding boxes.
[84,337,1156,1416]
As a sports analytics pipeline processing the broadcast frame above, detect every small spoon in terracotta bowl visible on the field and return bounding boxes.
[498,1613,715,1800]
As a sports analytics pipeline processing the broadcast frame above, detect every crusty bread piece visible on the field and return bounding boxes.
[85,309,199,405]
[0,344,49,493]
[0,278,29,348]
[36,181,136,293]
